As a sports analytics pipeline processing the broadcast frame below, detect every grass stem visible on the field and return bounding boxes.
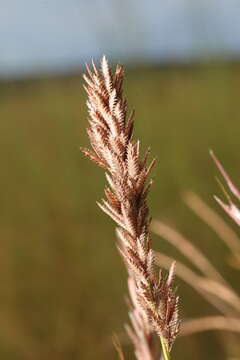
[160,336,170,360]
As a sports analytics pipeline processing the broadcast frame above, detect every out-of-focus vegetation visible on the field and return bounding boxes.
[0,62,239,359]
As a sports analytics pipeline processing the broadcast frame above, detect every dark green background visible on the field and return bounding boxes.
[0,62,239,359]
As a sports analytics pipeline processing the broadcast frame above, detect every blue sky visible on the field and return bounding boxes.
[1,0,240,78]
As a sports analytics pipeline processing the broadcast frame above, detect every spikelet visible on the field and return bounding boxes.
[211,151,240,226]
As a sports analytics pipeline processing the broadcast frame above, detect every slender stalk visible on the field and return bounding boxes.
[160,336,170,360]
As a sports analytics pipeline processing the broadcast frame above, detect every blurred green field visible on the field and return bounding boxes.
[0,62,239,359]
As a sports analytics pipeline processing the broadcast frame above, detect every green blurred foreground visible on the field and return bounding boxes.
[0,63,239,359]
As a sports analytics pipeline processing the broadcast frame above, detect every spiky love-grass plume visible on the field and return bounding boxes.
[81,56,179,359]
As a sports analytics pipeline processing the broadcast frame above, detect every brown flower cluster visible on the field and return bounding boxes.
[82,56,179,356]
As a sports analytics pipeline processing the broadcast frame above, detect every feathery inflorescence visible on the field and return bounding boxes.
[81,56,179,356]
